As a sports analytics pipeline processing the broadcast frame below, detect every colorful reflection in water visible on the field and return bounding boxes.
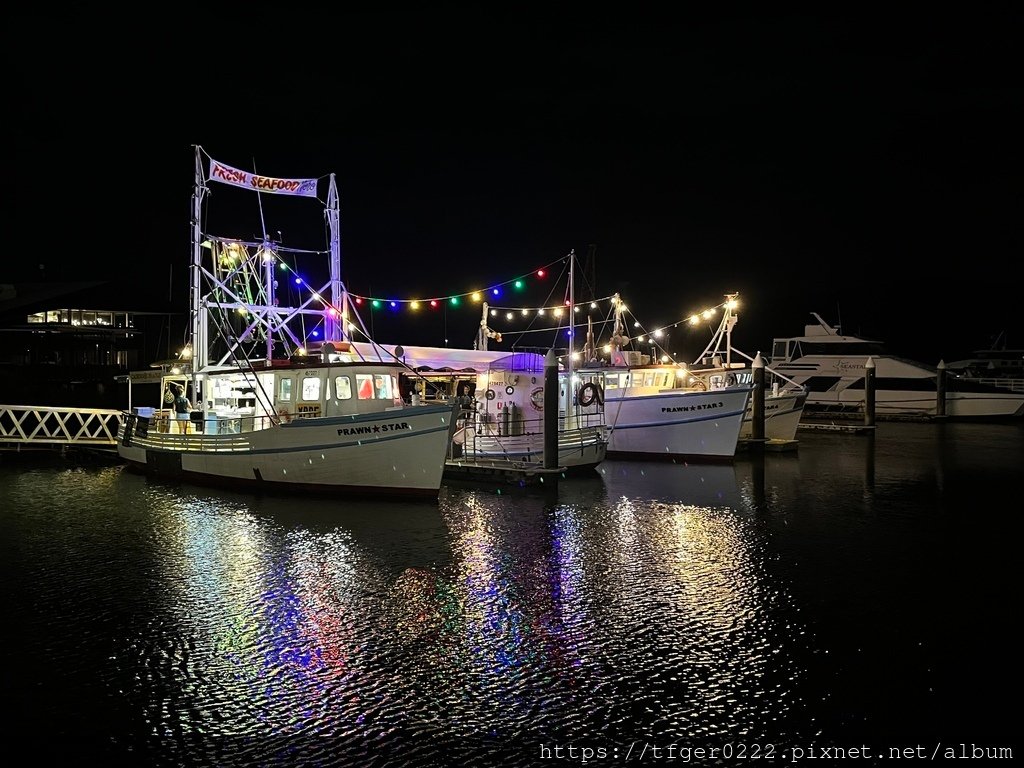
[6,423,1019,764]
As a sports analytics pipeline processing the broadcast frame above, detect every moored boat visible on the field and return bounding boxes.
[768,314,1024,419]
[117,148,457,498]
[685,293,808,441]
[573,295,750,461]
[947,332,1024,394]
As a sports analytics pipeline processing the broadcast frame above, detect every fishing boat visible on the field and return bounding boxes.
[116,148,457,498]
[686,293,808,442]
[344,268,608,476]
[573,294,750,461]
[768,314,1024,419]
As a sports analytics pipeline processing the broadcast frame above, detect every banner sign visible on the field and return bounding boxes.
[208,158,318,198]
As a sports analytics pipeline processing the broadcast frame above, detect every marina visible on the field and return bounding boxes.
[5,13,1021,764]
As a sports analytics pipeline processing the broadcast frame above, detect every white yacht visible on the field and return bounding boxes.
[769,314,1024,419]
[947,332,1024,394]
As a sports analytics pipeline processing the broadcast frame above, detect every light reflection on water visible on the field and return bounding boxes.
[3,421,1021,765]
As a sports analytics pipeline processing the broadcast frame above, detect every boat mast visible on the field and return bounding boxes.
[190,146,207,397]
[567,249,575,388]
[724,292,738,367]
[478,301,490,350]
[326,174,346,342]
[610,292,627,365]
[264,240,275,363]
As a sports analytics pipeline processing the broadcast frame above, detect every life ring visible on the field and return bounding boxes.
[691,379,707,391]
[485,389,496,401]
[725,373,737,387]
[276,407,292,424]
[530,387,545,410]
[577,382,603,407]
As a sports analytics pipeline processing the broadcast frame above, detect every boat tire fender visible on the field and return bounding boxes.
[578,382,603,407]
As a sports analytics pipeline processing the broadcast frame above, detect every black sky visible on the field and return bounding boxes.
[7,11,1022,365]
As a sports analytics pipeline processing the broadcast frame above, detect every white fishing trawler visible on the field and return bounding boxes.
[573,294,751,461]
[686,293,808,442]
[769,314,1024,419]
[116,147,457,498]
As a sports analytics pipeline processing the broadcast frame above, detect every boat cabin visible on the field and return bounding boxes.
[126,357,406,435]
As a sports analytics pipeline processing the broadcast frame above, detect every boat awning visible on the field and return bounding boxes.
[346,341,514,373]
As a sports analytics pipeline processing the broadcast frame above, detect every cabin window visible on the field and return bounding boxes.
[301,377,321,401]
[772,341,788,359]
[357,374,375,400]
[334,376,353,400]
[643,372,655,387]
[605,373,623,390]
[374,374,393,399]
[279,377,293,402]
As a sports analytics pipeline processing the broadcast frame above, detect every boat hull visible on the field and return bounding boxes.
[117,405,456,498]
[602,386,750,460]
[740,390,808,440]
[775,355,1024,419]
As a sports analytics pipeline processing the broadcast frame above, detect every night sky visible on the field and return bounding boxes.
[8,11,1022,366]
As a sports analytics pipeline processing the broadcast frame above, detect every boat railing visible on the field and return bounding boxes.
[453,411,607,462]
[123,409,276,437]
[965,377,1024,394]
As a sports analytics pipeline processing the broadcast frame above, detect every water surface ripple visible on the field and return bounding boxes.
[3,422,1020,765]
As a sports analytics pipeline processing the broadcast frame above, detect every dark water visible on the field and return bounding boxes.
[2,422,1020,766]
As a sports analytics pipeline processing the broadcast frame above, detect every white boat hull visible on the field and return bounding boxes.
[802,389,1024,419]
[117,405,456,498]
[775,356,1024,418]
[602,386,750,460]
[740,390,808,441]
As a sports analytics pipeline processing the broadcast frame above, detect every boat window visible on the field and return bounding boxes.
[800,341,885,356]
[334,376,352,400]
[374,374,393,399]
[643,372,655,387]
[772,340,789,359]
[279,377,293,402]
[301,377,321,401]
[357,374,375,400]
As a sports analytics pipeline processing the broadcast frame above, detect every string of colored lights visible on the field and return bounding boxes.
[200,237,738,359]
